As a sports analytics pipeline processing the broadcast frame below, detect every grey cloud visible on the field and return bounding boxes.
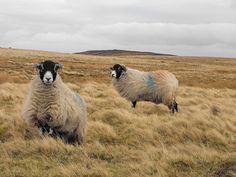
[85,23,236,46]
[0,0,236,57]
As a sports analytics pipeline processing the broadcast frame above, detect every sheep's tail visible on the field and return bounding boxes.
[152,70,178,106]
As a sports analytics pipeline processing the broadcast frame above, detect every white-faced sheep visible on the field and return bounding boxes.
[22,60,87,144]
[110,64,179,113]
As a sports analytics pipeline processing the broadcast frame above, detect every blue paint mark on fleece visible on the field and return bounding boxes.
[76,93,86,107]
[143,73,156,89]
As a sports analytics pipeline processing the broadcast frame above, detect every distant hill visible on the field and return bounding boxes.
[76,49,175,56]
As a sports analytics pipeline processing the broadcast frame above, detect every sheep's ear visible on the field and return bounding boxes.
[121,64,127,71]
[34,63,43,70]
[54,63,63,71]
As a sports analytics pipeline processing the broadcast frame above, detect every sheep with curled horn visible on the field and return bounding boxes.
[110,64,179,113]
[22,60,87,144]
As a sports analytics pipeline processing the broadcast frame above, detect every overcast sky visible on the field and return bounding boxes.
[0,0,236,57]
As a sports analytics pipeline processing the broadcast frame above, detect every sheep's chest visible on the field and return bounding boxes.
[36,105,61,126]
[33,91,62,125]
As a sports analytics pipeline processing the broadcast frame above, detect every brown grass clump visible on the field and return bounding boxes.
[0,73,12,84]
[0,48,236,177]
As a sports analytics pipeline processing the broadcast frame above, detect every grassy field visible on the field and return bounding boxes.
[0,48,236,177]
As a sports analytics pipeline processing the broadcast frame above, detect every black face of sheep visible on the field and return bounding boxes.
[35,60,63,85]
[110,64,127,79]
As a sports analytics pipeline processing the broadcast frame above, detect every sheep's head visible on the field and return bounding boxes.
[34,60,63,85]
[110,64,127,79]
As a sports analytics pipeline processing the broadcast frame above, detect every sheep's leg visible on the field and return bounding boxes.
[37,119,59,137]
[36,120,53,136]
[75,121,87,145]
[76,126,85,145]
[56,123,86,145]
[38,127,44,136]
[58,132,84,145]
[131,101,137,108]
[168,101,178,113]
[77,133,84,145]
[61,129,81,145]
[38,126,53,136]
[174,101,178,112]
[36,119,46,135]
[49,125,62,138]
[53,129,80,144]
[67,131,79,144]
[37,113,58,137]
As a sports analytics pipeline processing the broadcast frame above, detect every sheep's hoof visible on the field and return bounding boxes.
[48,128,54,135]
[39,127,44,136]
[174,101,178,113]
[131,101,137,108]
[169,101,178,113]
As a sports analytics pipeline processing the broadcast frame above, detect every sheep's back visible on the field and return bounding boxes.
[152,70,178,105]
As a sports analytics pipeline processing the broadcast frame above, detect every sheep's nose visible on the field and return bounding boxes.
[112,74,115,77]
[46,77,51,81]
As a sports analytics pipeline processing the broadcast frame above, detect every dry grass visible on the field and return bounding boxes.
[0,48,236,177]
